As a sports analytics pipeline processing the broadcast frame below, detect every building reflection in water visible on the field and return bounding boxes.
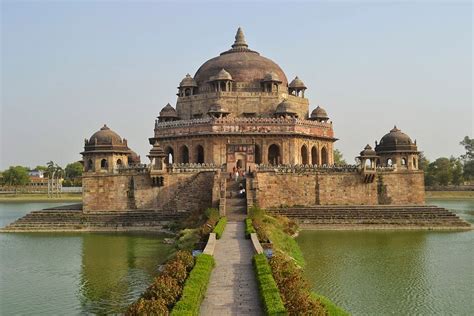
[79,233,173,314]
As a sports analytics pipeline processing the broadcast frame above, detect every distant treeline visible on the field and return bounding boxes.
[419,136,473,186]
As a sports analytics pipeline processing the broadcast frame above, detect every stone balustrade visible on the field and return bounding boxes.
[255,163,395,173]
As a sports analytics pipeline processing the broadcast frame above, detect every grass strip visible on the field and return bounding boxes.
[212,216,227,239]
[311,293,349,316]
[253,253,287,316]
[171,254,215,316]
[245,217,256,238]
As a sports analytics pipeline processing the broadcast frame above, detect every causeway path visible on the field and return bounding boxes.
[200,221,263,315]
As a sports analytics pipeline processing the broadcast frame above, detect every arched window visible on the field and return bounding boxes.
[365,159,372,168]
[268,144,281,165]
[87,159,93,171]
[196,145,204,163]
[387,158,393,166]
[100,159,108,170]
[401,158,407,166]
[180,145,189,163]
[413,157,417,169]
[164,146,174,164]
[301,145,308,165]
[255,145,262,164]
[321,147,328,166]
[117,159,122,166]
[311,146,318,165]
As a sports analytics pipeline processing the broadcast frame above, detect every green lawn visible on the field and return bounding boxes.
[0,193,82,202]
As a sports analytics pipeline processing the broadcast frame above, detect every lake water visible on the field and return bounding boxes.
[0,202,174,315]
[298,199,474,316]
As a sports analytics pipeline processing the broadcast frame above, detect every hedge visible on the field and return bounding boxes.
[171,254,215,316]
[311,293,349,316]
[212,217,227,239]
[253,253,287,316]
[245,218,256,238]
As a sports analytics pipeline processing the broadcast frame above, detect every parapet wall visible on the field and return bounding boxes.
[253,169,425,208]
[82,170,218,212]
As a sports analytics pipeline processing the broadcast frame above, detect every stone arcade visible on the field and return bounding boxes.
[81,28,426,214]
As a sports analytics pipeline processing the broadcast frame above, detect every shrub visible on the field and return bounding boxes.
[248,205,265,220]
[212,217,227,239]
[245,218,256,238]
[253,254,287,315]
[205,208,220,222]
[126,297,169,316]
[162,260,188,285]
[177,228,200,251]
[269,253,326,315]
[171,254,215,316]
[142,275,181,306]
[175,250,195,272]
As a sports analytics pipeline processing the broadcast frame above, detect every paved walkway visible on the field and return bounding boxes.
[200,222,263,315]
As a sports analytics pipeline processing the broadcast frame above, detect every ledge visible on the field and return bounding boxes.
[250,232,264,254]
[203,233,217,255]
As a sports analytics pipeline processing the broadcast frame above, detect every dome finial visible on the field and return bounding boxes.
[232,27,248,49]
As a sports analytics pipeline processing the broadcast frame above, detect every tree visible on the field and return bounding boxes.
[65,162,83,179]
[460,136,474,182]
[35,165,48,172]
[451,157,464,185]
[333,149,347,165]
[2,166,30,193]
[460,136,473,160]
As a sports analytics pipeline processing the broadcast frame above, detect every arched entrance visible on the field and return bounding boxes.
[196,145,204,163]
[255,145,262,164]
[321,147,328,166]
[311,146,318,165]
[180,145,189,163]
[235,153,246,171]
[164,146,174,164]
[268,144,281,165]
[301,145,308,165]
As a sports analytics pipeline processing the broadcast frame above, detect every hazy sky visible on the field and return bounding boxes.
[1,1,472,169]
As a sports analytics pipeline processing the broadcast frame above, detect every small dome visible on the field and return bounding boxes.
[263,71,281,82]
[179,74,197,87]
[208,101,229,114]
[359,144,377,157]
[159,103,178,118]
[289,76,306,89]
[210,68,233,81]
[128,150,141,164]
[275,100,296,114]
[375,126,418,153]
[310,106,329,120]
[88,124,123,145]
[380,126,413,145]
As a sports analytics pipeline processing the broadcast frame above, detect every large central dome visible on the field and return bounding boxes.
[194,28,288,87]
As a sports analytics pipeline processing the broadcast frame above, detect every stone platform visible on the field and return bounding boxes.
[268,205,472,230]
[1,204,186,232]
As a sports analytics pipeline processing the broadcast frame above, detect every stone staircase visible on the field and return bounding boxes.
[225,179,247,222]
[267,205,472,229]
[2,205,187,232]
[163,172,213,212]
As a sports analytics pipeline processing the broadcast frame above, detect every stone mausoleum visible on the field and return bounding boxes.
[81,28,425,214]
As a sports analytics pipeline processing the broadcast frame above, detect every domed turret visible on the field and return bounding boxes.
[207,101,230,118]
[178,74,198,97]
[359,144,377,157]
[375,126,419,170]
[289,76,307,97]
[310,106,329,122]
[274,100,297,118]
[158,103,179,122]
[82,124,133,173]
